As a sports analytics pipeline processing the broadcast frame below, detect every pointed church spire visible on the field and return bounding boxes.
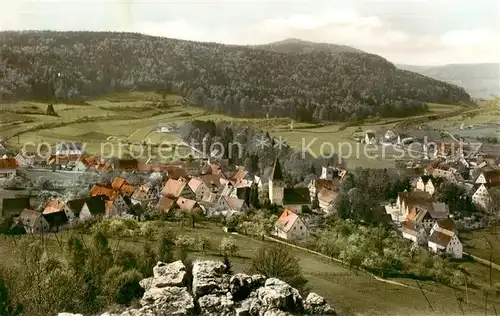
[271,158,284,181]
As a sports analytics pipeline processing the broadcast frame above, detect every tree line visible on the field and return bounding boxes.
[0,31,474,122]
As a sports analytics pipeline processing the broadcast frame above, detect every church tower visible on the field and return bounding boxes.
[268,158,285,205]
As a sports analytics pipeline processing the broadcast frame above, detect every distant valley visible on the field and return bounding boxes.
[397,63,500,99]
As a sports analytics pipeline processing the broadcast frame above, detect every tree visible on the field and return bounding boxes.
[223,255,233,275]
[197,235,212,255]
[156,237,174,263]
[218,237,239,257]
[46,104,57,116]
[249,246,308,293]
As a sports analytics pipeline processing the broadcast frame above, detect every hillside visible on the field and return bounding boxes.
[0,31,473,122]
[398,63,500,99]
[253,38,364,54]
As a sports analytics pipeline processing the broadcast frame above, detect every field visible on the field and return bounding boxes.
[1,221,498,316]
[0,92,493,167]
[462,226,500,265]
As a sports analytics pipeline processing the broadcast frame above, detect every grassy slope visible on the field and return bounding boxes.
[0,92,490,166]
[0,221,498,316]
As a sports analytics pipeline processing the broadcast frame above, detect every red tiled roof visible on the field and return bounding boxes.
[176,197,197,212]
[157,197,175,212]
[120,184,136,197]
[43,199,66,214]
[0,158,18,169]
[275,209,299,233]
[111,177,126,191]
[90,184,116,201]
[162,179,186,197]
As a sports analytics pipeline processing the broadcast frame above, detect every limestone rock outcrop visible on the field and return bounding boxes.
[58,260,337,316]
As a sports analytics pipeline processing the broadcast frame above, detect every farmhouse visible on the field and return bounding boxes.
[18,209,49,234]
[43,199,78,230]
[162,177,195,199]
[396,191,433,218]
[283,188,311,214]
[273,209,308,242]
[188,177,211,201]
[308,178,335,202]
[428,218,462,259]
[131,182,160,207]
[176,197,199,213]
[471,183,497,210]
[0,158,17,178]
[156,197,176,213]
[78,196,107,221]
[475,170,500,186]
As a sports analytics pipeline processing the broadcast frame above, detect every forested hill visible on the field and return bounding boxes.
[0,31,474,122]
[253,38,365,54]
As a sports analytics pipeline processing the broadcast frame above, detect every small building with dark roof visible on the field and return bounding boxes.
[283,187,312,214]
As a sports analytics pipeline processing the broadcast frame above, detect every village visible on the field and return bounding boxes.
[1,123,500,266]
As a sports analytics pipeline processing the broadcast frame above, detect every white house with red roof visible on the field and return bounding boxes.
[428,218,462,258]
[273,209,308,242]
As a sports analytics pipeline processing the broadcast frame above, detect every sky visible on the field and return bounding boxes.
[0,0,499,65]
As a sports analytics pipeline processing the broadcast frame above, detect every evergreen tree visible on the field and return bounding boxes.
[223,255,233,275]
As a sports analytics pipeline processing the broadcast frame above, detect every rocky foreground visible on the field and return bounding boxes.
[59,260,336,316]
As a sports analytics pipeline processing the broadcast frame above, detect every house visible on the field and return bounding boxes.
[131,182,160,207]
[428,218,462,258]
[15,152,47,168]
[365,132,376,144]
[317,188,337,213]
[199,174,224,194]
[111,177,137,197]
[90,184,130,216]
[43,199,75,230]
[406,203,449,230]
[65,198,88,220]
[475,170,500,186]
[0,158,17,178]
[471,183,495,209]
[308,178,335,202]
[268,158,285,205]
[402,221,427,245]
[18,209,49,234]
[156,196,176,213]
[385,130,396,141]
[273,209,309,242]
[161,177,195,199]
[432,168,463,184]
[415,176,436,195]
[401,202,449,244]
[0,195,30,218]
[79,196,107,221]
[176,197,199,213]
[282,188,312,213]
[392,191,433,218]
[188,177,211,201]
[319,166,347,182]
[55,141,84,156]
[214,196,247,213]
